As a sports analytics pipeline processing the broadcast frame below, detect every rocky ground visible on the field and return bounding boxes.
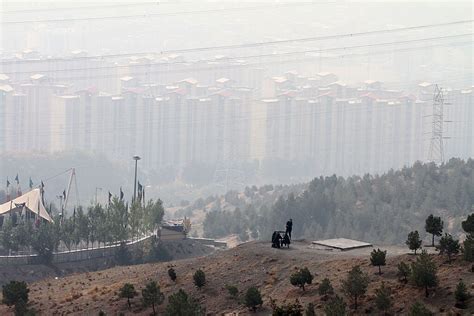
[0,240,473,315]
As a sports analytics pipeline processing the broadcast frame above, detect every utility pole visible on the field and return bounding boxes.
[428,85,445,164]
[132,155,141,202]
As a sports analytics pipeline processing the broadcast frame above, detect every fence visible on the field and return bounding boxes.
[0,232,156,266]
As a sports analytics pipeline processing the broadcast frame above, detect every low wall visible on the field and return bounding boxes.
[0,234,154,266]
[188,237,227,248]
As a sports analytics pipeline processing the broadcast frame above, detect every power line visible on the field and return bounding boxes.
[2,34,471,78]
[1,2,330,25]
[0,2,161,14]
[1,20,471,64]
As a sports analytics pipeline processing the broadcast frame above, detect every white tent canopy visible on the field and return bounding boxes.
[0,188,53,222]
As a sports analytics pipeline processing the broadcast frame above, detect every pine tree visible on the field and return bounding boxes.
[425,215,443,247]
[164,289,204,316]
[225,285,239,299]
[193,269,206,289]
[462,214,474,235]
[406,231,422,254]
[454,280,470,309]
[118,283,137,309]
[244,287,263,312]
[324,295,346,316]
[342,266,369,310]
[318,278,334,296]
[375,282,391,314]
[408,301,433,316]
[2,281,29,310]
[463,234,474,262]
[370,248,387,275]
[439,233,460,262]
[141,281,164,315]
[410,251,438,297]
[305,302,316,316]
[290,267,313,291]
[397,261,411,283]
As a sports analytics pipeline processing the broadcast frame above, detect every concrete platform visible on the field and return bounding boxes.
[312,238,373,251]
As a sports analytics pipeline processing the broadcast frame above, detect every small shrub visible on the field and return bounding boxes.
[290,267,313,291]
[439,233,460,262]
[370,248,387,274]
[2,280,29,308]
[226,284,239,299]
[245,287,263,312]
[454,280,470,308]
[318,278,334,296]
[271,299,303,315]
[193,269,206,289]
[141,281,164,316]
[408,301,433,316]
[305,302,315,316]
[324,295,346,316]
[118,283,137,309]
[375,282,391,313]
[342,266,369,310]
[397,261,411,283]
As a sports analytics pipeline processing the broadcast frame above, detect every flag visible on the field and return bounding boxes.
[29,177,33,189]
[63,190,66,200]
[108,191,112,203]
[73,207,76,224]
[6,178,11,202]
[40,181,45,206]
[15,174,19,185]
[142,186,145,205]
[120,187,124,201]
[138,181,143,202]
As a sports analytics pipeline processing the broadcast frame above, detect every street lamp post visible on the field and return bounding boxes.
[132,156,141,203]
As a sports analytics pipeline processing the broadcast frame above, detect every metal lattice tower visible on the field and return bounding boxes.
[428,85,445,164]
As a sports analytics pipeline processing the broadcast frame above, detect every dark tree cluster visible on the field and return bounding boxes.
[0,198,165,263]
[202,159,474,244]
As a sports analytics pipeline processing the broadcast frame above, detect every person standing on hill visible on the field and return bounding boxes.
[286,219,293,239]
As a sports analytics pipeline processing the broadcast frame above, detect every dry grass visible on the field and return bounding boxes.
[0,241,472,315]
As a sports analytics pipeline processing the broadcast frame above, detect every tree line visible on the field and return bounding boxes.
[202,158,474,243]
[0,197,164,263]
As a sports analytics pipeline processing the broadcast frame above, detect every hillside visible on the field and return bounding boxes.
[185,159,474,245]
[2,241,472,315]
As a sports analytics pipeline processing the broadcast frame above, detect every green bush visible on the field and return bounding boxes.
[324,295,346,316]
[245,287,263,312]
[318,278,334,296]
[118,283,137,309]
[454,280,470,308]
[408,301,433,316]
[397,261,411,283]
[290,267,313,291]
[370,248,387,274]
[2,281,29,307]
[141,281,164,316]
[226,284,239,299]
[164,289,204,316]
[193,269,206,289]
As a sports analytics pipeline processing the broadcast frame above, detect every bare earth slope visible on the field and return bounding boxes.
[1,241,473,315]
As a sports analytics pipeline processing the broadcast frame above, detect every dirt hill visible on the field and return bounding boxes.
[1,241,473,315]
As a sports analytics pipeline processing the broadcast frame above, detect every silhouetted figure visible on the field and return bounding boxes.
[286,219,293,239]
[282,233,291,248]
[271,231,282,248]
